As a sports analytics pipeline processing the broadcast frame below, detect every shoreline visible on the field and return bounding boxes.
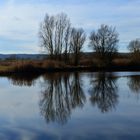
[1,65,140,76]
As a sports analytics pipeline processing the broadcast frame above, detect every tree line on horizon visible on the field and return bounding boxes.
[39,12,140,67]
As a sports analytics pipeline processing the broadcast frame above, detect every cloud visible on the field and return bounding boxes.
[0,0,140,53]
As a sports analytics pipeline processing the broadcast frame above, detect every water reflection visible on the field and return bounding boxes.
[70,73,86,108]
[128,76,140,94]
[1,72,140,139]
[7,72,120,124]
[89,73,118,113]
[39,72,85,124]
[7,73,41,86]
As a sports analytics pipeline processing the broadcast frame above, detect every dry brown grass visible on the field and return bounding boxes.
[113,58,131,66]
[40,60,66,68]
[0,60,67,74]
[0,56,139,75]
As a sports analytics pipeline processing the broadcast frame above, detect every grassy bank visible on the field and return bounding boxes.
[0,60,64,75]
[0,56,140,76]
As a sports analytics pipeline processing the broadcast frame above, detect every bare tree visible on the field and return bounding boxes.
[39,14,54,58]
[39,13,71,60]
[128,39,140,62]
[64,22,71,63]
[89,24,119,67]
[70,28,86,66]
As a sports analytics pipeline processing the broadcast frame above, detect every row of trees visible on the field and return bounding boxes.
[39,13,86,65]
[39,13,140,66]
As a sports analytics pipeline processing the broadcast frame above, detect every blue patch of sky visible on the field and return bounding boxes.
[0,37,35,54]
[0,1,6,5]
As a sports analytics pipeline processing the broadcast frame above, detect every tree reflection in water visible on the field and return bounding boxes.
[89,73,118,113]
[7,73,41,86]
[128,76,140,94]
[39,72,85,124]
[8,72,120,124]
[70,73,86,108]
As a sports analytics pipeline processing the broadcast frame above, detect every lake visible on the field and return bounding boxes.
[0,72,140,140]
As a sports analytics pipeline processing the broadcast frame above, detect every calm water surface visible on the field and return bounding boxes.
[0,72,140,140]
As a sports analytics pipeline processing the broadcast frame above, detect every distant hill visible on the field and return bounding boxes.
[0,52,130,60]
[0,54,47,60]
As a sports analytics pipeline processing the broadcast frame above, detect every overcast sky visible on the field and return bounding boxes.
[0,0,140,54]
